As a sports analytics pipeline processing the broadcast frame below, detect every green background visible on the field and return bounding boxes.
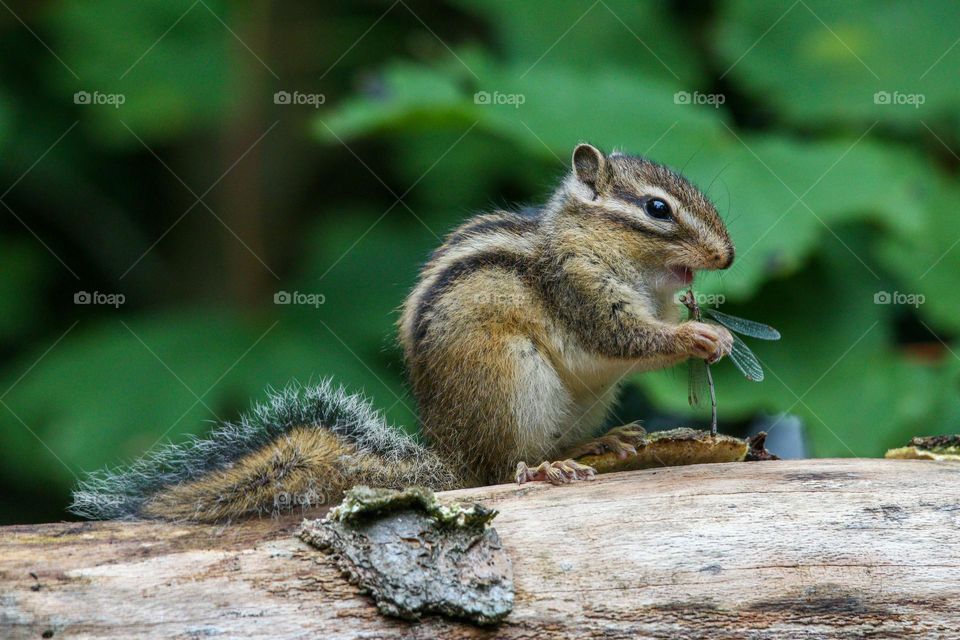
[1,0,958,524]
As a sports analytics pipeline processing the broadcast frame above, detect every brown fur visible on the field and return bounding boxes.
[142,427,449,522]
[400,143,735,486]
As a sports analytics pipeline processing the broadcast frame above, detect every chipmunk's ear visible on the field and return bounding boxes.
[572,143,606,196]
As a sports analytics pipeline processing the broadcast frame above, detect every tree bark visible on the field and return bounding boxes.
[2,459,958,639]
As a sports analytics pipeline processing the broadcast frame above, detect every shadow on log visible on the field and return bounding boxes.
[2,459,959,639]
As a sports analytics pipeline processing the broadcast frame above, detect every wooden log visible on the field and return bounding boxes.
[2,458,959,639]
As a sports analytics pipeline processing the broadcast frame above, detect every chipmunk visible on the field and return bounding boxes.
[71,143,735,523]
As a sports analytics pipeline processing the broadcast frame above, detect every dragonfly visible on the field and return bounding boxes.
[679,288,781,435]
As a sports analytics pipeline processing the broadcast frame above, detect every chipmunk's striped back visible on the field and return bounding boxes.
[400,208,542,356]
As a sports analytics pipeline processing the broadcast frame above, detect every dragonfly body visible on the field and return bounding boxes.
[680,288,780,435]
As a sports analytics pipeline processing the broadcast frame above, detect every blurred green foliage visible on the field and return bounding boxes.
[1,0,958,524]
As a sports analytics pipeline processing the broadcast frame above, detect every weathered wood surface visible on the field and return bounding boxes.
[2,459,959,639]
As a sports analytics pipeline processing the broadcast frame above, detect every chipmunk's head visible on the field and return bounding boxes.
[562,143,734,287]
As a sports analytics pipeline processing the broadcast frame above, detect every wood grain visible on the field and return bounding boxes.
[2,459,959,639]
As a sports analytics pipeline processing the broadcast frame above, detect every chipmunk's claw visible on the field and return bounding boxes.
[515,459,596,485]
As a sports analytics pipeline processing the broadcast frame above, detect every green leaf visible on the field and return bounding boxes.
[451,0,705,85]
[474,65,726,162]
[696,135,932,298]
[318,59,728,167]
[874,179,960,332]
[315,63,474,140]
[714,0,960,131]
[50,0,231,144]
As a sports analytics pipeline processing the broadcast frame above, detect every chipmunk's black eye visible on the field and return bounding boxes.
[645,197,672,220]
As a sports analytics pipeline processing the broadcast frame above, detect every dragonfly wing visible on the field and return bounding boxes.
[688,359,708,406]
[729,334,765,381]
[704,308,781,340]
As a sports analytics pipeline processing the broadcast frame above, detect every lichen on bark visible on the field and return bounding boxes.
[300,485,513,626]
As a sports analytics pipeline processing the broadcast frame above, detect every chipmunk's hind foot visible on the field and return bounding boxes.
[515,459,596,485]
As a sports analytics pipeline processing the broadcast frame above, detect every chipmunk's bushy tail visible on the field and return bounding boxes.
[70,380,459,523]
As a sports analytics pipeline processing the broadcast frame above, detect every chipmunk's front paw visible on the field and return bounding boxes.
[678,321,733,363]
[563,423,647,460]
[515,459,596,485]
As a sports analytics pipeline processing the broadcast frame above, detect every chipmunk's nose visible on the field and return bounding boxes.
[717,246,734,270]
